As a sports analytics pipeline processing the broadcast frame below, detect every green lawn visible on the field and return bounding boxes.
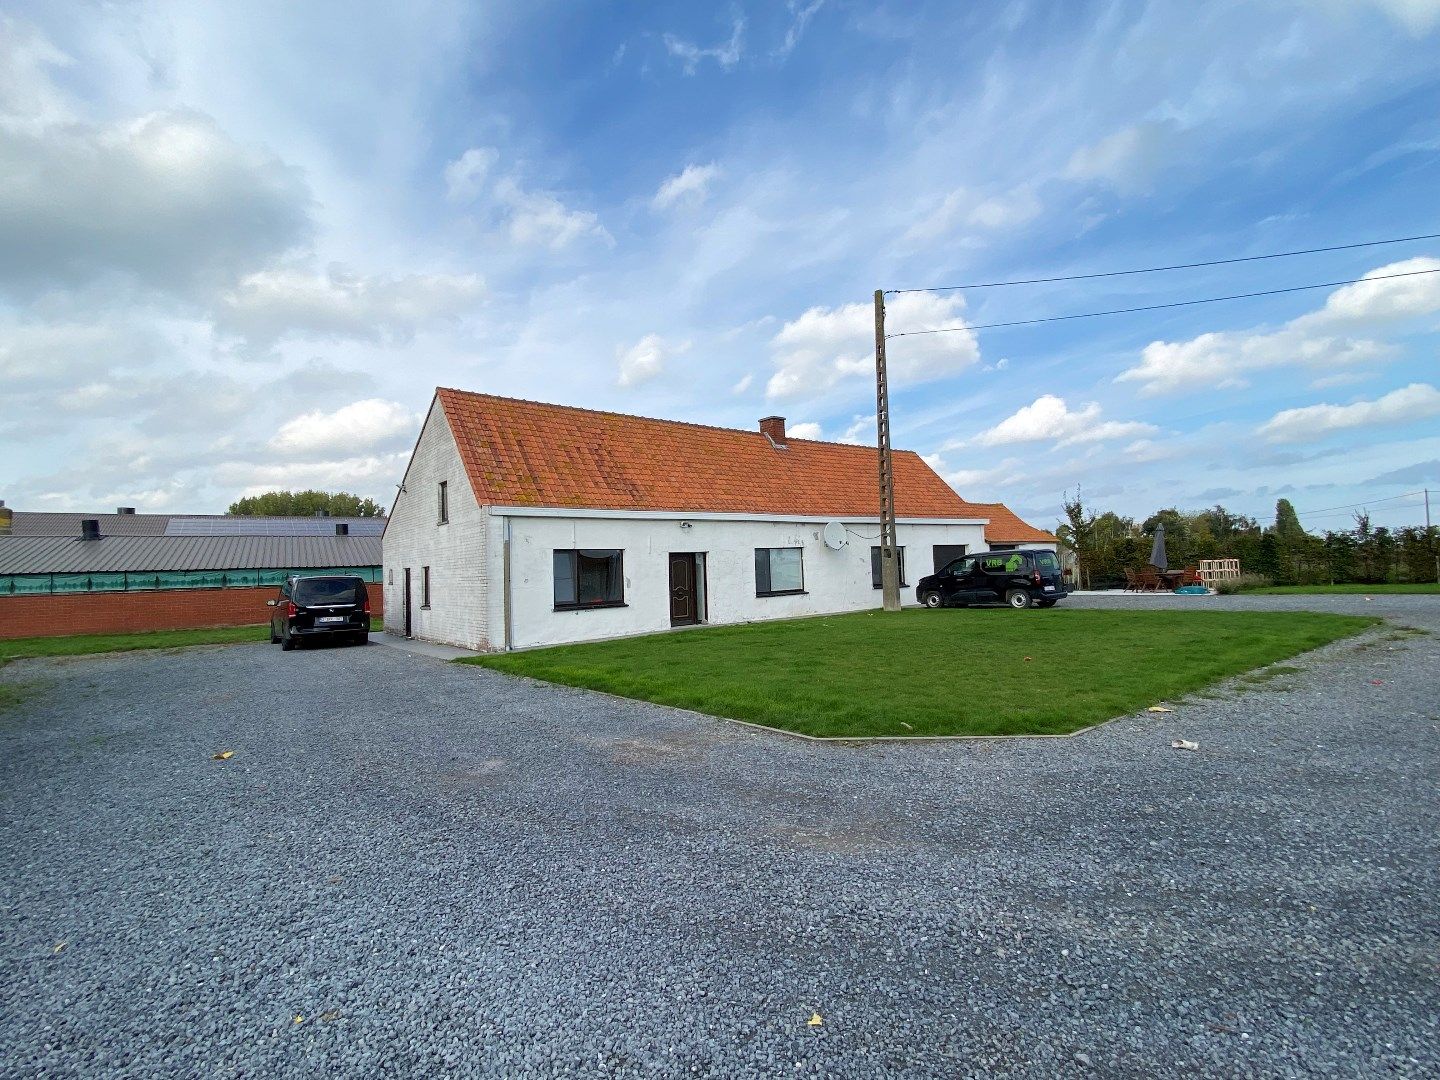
[1240,583,1440,595]
[462,608,1376,738]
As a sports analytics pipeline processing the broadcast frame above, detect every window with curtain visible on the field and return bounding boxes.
[553,549,624,609]
[755,547,804,596]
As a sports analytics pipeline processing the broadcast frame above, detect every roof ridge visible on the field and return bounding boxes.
[435,386,920,455]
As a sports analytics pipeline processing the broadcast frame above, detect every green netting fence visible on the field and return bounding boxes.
[1,567,382,596]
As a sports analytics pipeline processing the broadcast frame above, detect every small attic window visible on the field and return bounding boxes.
[438,481,449,525]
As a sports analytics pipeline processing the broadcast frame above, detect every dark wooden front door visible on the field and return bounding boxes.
[668,553,698,626]
[402,567,413,637]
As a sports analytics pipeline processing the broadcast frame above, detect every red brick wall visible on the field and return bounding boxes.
[0,586,384,640]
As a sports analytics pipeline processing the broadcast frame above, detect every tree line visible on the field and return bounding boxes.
[226,490,385,517]
[1057,490,1439,589]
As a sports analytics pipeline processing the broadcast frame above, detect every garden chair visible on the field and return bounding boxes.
[1135,566,1162,592]
[1123,568,1139,592]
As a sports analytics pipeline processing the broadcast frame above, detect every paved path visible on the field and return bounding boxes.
[2,596,1437,1077]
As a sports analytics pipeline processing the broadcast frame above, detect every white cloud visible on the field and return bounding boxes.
[732,373,754,394]
[0,319,162,390]
[664,17,745,74]
[905,186,1041,243]
[972,395,1158,448]
[616,333,690,387]
[218,451,414,501]
[217,266,484,347]
[839,414,875,445]
[766,291,978,400]
[777,1,826,57]
[1354,0,1440,34]
[1065,121,1178,191]
[1257,383,1440,443]
[1120,328,1389,395]
[1295,256,1440,325]
[787,421,824,440]
[652,163,720,210]
[494,178,612,251]
[0,108,309,295]
[1118,257,1440,395]
[444,147,498,202]
[269,398,421,457]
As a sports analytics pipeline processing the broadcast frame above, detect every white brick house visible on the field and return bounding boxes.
[382,389,1056,651]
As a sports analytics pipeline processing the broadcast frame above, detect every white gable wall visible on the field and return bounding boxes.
[496,511,988,650]
[381,400,491,650]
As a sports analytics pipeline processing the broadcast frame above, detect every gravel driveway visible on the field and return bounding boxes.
[2,595,1437,1077]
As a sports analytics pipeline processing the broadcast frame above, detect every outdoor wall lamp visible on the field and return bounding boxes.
[679,521,692,529]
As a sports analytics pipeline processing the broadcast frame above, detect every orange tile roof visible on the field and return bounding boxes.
[436,388,1054,540]
[959,502,1058,544]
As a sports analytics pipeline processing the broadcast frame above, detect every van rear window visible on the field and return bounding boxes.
[1035,552,1059,573]
[293,578,361,604]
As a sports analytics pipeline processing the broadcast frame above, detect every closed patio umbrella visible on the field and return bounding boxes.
[1149,523,1168,571]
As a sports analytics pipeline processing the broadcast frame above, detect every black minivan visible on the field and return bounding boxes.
[268,574,371,649]
[915,549,1067,609]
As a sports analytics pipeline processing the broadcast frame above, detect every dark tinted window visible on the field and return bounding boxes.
[293,577,361,604]
[870,546,907,588]
[1034,551,1059,573]
[554,550,624,608]
[932,544,967,573]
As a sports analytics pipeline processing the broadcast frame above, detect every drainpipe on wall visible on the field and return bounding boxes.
[502,515,514,651]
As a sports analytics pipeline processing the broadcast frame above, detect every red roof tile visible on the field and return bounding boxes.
[436,388,1054,540]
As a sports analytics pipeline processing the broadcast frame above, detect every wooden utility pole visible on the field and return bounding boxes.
[874,289,901,611]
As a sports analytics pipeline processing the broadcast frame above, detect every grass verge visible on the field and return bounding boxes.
[0,617,385,668]
[1241,583,1440,595]
[461,608,1377,738]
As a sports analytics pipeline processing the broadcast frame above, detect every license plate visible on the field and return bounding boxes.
[317,616,346,623]
[1043,585,1055,592]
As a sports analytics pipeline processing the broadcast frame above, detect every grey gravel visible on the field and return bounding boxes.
[2,594,1438,1077]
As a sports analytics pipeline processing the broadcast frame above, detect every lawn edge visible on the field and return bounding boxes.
[461,614,1382,743]
[461,662,1115,743]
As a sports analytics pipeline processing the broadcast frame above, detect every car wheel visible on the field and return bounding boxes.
[281,630,296,651]
[1006,589,1032,610]
[1037,599,1057,608]
[353,632,368,646]
[921,591,944,609]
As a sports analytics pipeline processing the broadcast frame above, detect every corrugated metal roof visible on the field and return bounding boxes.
[10,512,386,538]
[0,534,382,575]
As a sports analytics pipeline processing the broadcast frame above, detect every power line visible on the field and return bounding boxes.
[886,232,1440,295]
[1297,490,1426,517]
[885,267,1440,339]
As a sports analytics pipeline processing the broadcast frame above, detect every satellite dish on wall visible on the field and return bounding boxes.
[822,521,848,550]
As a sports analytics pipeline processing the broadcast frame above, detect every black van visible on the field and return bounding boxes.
[268,574,371,649]
[915,549,1067,609]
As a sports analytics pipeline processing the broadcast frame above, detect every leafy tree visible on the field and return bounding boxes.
[227,490,385,517]
[1273,498,1304,540]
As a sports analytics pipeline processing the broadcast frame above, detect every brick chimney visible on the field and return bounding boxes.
[759,416,787,447]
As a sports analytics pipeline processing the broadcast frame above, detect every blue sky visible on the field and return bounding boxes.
[3,0,1439,533]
